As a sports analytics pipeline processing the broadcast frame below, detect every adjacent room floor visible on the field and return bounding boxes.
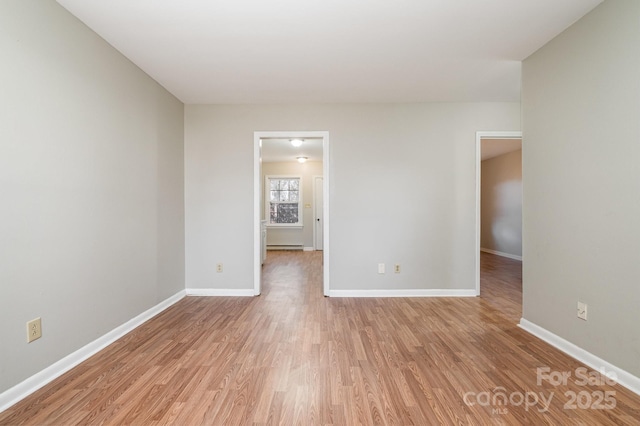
[1,251,639,424]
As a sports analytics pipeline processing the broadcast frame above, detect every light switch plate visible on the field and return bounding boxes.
[577,302,587,320]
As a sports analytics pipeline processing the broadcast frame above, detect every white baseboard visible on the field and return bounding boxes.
[480,247,522,261]
[0,290,186,413]
[519,318,640,396]
[186,288,255,297]
[303,247,314,252]
[329,289,477,298]
[267,245,303,251]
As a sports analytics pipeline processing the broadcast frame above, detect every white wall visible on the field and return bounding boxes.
[522,0,640,377]
[0,1,185,393]
[481,149,522,257]
[185,103,520,291]
[262,161,322,249]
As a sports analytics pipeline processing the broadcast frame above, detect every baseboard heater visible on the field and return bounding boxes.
[266,228,303,251]
[267,245,303,251]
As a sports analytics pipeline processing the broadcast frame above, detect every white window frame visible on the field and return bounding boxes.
[265,175,303,227]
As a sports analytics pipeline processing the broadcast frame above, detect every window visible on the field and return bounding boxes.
[266,176,302,226]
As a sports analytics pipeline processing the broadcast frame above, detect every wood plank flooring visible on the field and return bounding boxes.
[1,251,639,425]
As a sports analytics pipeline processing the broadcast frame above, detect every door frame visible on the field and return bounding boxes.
[475,130,522,295]
[312,175,324,250]
[254,131,330,296]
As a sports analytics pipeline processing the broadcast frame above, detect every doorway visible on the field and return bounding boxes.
[313,176,323,251]
[254,131,330,296]
[475,131,522,295]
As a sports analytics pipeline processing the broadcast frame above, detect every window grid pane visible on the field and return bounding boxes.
[268,178,301,224]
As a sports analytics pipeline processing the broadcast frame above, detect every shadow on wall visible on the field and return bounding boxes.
[490,180,522,253]
[481,148,522,258]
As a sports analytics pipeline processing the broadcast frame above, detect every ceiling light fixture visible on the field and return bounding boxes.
[291,139,303,147]
[297,156,308,163]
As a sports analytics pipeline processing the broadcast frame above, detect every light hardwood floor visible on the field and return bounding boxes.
[1,251,639,425]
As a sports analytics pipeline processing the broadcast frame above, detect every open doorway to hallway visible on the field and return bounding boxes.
[480,138,522,261]
[254,132,330,297]
[475,132,522,322]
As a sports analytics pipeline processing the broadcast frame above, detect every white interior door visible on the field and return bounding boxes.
[314,176,324,250]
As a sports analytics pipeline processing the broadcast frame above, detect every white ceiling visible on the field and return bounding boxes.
[481,138,522,161]
[262,138,323,163]
[56,0,601,104]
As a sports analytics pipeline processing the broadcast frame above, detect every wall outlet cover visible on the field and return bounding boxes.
[27,318,42,343]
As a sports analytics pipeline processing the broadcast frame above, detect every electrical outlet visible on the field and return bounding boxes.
[394,264,401,273]
[216,263,223,273]
[378,263,385,274]
[27,318,42,343]
[577,302,588,321]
